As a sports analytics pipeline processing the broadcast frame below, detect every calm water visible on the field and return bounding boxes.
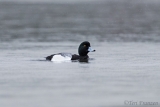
[0,1,160,107]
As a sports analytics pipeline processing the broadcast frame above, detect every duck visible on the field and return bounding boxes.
[46,41,95,61]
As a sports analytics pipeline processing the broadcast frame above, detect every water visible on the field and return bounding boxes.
[0,1,160,107]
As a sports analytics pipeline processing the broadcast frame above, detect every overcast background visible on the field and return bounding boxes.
[0,0,160,3]
[0,0,102,2]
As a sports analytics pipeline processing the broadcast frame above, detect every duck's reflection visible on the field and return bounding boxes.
[78,59,89,63]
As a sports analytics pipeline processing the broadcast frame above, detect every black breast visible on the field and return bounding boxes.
[71,54,89,60]
[71,54,80,60]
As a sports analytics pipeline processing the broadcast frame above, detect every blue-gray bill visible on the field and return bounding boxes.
[88,47,96,52]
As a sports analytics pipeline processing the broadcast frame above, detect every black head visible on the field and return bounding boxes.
[78,41,95,56]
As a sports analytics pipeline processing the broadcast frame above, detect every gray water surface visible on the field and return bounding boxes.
[1,41,160,107]
[0,1,160,107]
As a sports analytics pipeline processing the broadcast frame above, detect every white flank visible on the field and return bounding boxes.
[51,55,71,62]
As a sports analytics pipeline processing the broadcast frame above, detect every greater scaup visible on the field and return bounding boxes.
[46,41,95,61]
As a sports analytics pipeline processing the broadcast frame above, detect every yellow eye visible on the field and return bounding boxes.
[84,45,86,47]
